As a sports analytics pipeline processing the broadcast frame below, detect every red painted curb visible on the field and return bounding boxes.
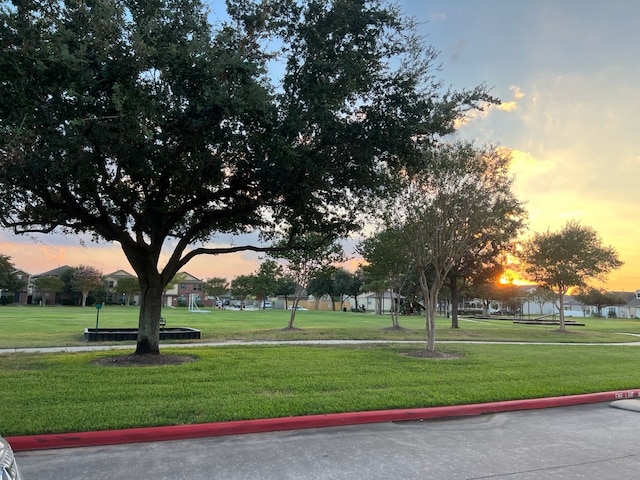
[8,389,640,451]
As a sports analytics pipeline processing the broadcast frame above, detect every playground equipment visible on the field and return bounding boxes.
[188,294,210,313]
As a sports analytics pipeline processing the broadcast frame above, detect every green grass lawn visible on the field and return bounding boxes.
[1,305,639,348]
[2,343,640,436]
[1,305,640,436]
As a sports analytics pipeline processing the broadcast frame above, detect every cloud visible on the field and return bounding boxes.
[510,86,525,99]
[496,101,517,112]
[505,148,556,179]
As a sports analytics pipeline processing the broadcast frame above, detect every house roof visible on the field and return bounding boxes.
[104,270,135,279]
[362,291,404,299]
[177,272,203,282]
[36,265,72,277]
[625,298,640,307]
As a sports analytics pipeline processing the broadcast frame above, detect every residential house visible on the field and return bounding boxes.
[349,291,404,314]
[163,272,207,307]
[607,291,640,319]
[103,269,138,305]
[31,265,73,305]
[1,269,32,305]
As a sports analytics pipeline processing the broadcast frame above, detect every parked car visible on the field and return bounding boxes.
[0,436,24,480]
[288,305,308,311]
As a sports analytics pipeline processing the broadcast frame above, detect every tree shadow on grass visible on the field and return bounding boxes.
[92,354,198,367]
[404,350,464,360]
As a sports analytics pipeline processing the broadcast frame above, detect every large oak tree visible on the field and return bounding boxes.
[0,0,494,353]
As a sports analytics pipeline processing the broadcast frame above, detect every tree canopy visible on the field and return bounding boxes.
[386,141,526,352]
[0,254,24,292]
[70,265,104,306]
[573,286,627,318]
[0,0,495,353]
[115,276,140,306]
[518,220,623,330]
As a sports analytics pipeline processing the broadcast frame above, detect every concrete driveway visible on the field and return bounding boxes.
[16,401,640,480]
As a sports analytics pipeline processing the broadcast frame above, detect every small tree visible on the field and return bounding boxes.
[526,286,557,317]
[34,276,64,306]
[203,277,229,308]
[307,267,339,310]
[518,221,623,331]
[271,235,344,328]
[358,227,412,326]
[333,268,362,311]
[253,260,282,308]
[573,287,628,318]
[72,265,104,307]
[230,275,255,309]
[115,276,140,306]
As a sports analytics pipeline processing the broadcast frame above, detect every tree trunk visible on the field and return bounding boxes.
[81,291,88,307]
[135,276,164,355]
[557,290,566,332]
[419,271,438,352]
[450,277,460,329]
[288,306,297,329]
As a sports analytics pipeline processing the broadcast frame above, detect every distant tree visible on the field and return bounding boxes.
[0,255,25,293]
[526,286,557,317]
[573,287,628,318]
[307,267,338,310]
[115,276,140,306]
[446,251,512,327]
[494,281,523,316]
[0,0,495,354]
[253,260,282,308]
[470,276,504,315]
[203,277,229,308]
[271,235,344,328]
[518,221,623,331]
[34,276,64,306]
[358,227,411,325]
[58,268,79,303]
[230,275,255,310]
[71,265,104,307]
[333,268,362,311]
[275,275,297,310]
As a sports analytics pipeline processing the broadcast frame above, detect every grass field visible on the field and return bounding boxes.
[1,304,639,348]
[1,305,640,436]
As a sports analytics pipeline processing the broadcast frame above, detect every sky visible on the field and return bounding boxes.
[1,0,638,291]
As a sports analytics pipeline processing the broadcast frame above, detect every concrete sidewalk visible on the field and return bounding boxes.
[3,337,640,355]
[16,401,640,480]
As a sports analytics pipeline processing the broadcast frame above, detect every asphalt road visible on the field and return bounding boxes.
[15,401,640,480]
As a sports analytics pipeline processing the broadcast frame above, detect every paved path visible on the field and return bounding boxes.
[2,336,640,355]
[15,401,640,480]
